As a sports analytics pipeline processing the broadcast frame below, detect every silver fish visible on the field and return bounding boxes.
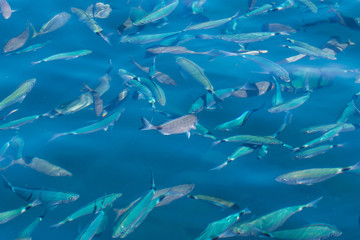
[32,12,71,38]
[0,79,36,112]
[3,23,30,53]
[0,0,11,19]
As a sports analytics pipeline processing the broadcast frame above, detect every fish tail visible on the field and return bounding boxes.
[209,90,223,106]
[345,161,360,173]
[210,161,229,171]
[30,23,38,38]
[150,170,155,190]
[211,140,224,147]
[30,60,41,66]
[187,195,197,199]
[305,196,323,209]
[48,133,65,142]
[139,117,156,130]
[50,221,65,228]
[1,174,15,192]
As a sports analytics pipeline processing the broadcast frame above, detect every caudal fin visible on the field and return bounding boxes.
[210,161,229,171]
[305,196,323,209]
[139,117,156,130]
[1,174,14,192]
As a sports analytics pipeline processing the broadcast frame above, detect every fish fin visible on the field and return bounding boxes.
[113,208,127,220]
[305,196,323,208]
[343,161,360,174]
[186,131,191,139]
[210,161,229,171]
[31,61,41,66]
[139,117,156,130]
[211,140,224,147]
[30,23,38,38]
[48,133,66,142]
[0,174,15,192]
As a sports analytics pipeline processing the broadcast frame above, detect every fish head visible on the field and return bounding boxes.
[275,175,294,184]
[120,36,132,43]
[232,223,253,236]
[66,193,79,203]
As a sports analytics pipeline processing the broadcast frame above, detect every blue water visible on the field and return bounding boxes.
[0,0,360,239]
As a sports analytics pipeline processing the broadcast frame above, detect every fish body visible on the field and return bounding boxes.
[53,193,122,227]
[0,79,36,112]
[302,123,356,134]
[186,11,239,31]
[50,107,124,141]
[297,0,317,13]
[146,46,212,56]
[154,184,195,207]
[126,79,156,107]
[0,114,41,130]
[215,108,259,131]
[3,23,30,53]
[120,31,182,44]
[217,135,285,146]
[337,100,355,123]
[76,211,105,240]
[32,12,71,38]
[217,32,278,44]
[140,115,198,136]
[188,194,239,209]
[212,145,254,170]
[54,92,93,116]
[268,93,310,113]
[231,197,322,236]
[31,50,92,65]
[137,77,166,106]
[276,162,360,185]
[133,0,178,26]
[0,200,40,224]
[268,223,341,240]
[273,0,296,11]
[14,41,51,54]
[300,124,344,148]
[0,0,11,19]
[17,215,43,239]
[284,45,336,60]
[2,175,78,205]
[242,55,290,82]
[196,209,250,240]
[294,144,343,159]
[176,57,218,97]
[112,181,158,238]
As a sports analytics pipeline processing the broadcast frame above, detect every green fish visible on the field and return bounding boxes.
[0,199,40,224]
[120,30,183,44]
[211,145,254,170]
[49,107,124,141]
[231,197,322,236]
[299,123,344,149]
[186,11,239,31]
[192,123,216,140]
[215,107,260,131]
[283,43,336,60]
[52,193,122,227]
[195,208,251,240]
[17,215,44,239]
[0,114,42,130]
[112,177,159,238]
[0,78,36,111]
[276,162,360,185]
[76,211,105,240]
[263,223,341,240]
[298,0,318,13]
[13,41,51,55]
[1,175,79,206]
[301,123,357,134]
[31,50,92,65]
[294,144,344,160]
[214,135,289,147]
[336,99,356,123]
[133,0,178,26]
[135,77,166,106]
[216,32,279,44]
[268,93,310,113]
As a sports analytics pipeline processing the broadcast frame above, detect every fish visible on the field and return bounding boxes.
[188,194,240,210]
[0,78,36,112]
[299,123,344,149]
[195,208,251,240]
[294,144,344,160]
[0,136,24,161]
[16,215,44,239]
[124,78,156,108]
[336,99,356,123]
[211,145,255,170]
[1,175,79,205]
[232,81,273,98]
[231,197,322,236]
[154,184,195,207]
[214,107,261,131]
[120,30,183,44]
[192,123,216,140]
[112,176,159,238]
[272,0,296,11]
[85,2,112,19]
[3,23,30,53]
[268,93,310,113]
[76,211,105,240]
[262,23,296,33]
[49,107,124,141]
[241,55,290,82]
[31,50,92,65]
[136,77,166,106]
[130,57,177,85]
[298,0,318,13]
[71,7,110,45]
[0,114,42,130]
[1,156,72,177]
[139,114,198,137]
[146,46,213,56]
[52,193,122,227]
[52,92,93,116]
[32,12,71,38]
[133,0,179,26]
[214,135,290,148]
[276,162,360,185]
[301,123,357,134]
[176,57,221,102]
[13,41,51,55]
[0,0,11,19]
[215,32,280,44]
[186,11,239,31]
[262,223,342,240]
[0,199,40,224]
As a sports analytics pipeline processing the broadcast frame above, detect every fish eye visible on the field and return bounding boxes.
[282,178,287,182]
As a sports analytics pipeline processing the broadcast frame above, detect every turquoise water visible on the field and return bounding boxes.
[0,0,360,239]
